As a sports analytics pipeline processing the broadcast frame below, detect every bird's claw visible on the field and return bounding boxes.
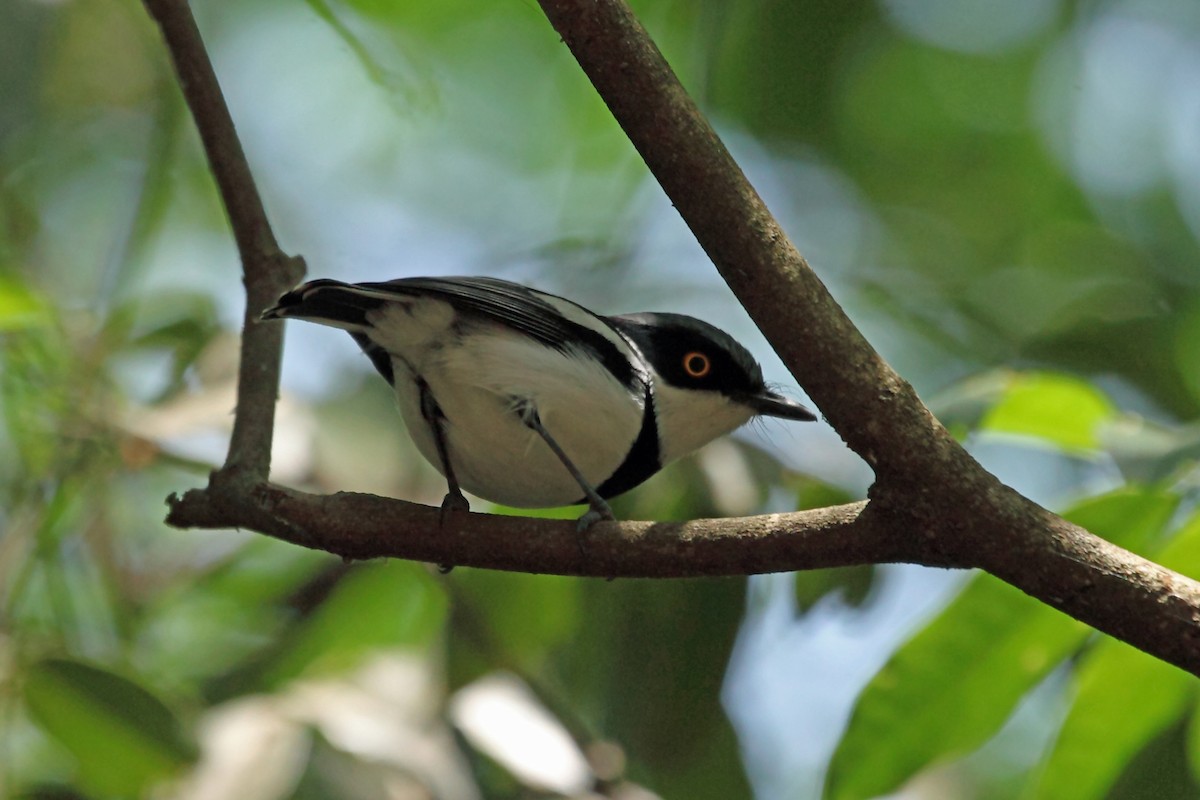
[575,504,615,533]
[437,491,470,573]
[440,491,470,515]
[573,501,615,566]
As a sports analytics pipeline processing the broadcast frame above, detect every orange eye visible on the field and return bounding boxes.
[683,351,711,378]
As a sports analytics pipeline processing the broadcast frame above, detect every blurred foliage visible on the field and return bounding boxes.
[826,487,1183,800]
[2,0,1200,799]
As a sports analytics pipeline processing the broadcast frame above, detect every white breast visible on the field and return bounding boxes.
[373,303,647,508]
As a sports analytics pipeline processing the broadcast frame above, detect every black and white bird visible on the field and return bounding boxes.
[263,277,815,527]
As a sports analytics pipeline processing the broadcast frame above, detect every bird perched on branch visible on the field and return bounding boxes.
[263,276,815,528]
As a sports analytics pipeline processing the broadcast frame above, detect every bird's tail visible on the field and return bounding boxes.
[261,279,390,330]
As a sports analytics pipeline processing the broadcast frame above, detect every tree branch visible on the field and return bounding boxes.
[144,0,1200,675]
[167,485,922,576]
[533,0,1200,672]
[143,0,304,483]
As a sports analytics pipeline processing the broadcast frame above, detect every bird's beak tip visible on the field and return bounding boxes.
[750,392,817,422]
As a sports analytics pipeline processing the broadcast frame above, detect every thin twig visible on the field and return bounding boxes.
[142,0,304,483]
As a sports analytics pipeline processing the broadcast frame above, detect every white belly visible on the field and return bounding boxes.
[388,326,647,508]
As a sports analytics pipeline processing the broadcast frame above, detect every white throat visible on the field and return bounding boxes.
[653,382,756,465]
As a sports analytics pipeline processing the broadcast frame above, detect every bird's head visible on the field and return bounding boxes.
[608,312,815,463]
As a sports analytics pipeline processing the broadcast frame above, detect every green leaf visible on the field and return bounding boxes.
[447,570,580,686]
[1030,640,1195,800]
[554,578,752,800]
[1,328,76,480]
[794,565,877,613]
[140,539,330,689]
[1108,719,1199,800]
[1142,513,1200,788]
[1062,487,1179,552]
[826,577,1086,800]
[23,658,197,798]
[1033,499,1200,799]
[980,372,1116,451]
[793,477,858,512]
[1174,303,1200,407]
[1188,701,1200,789]
[825,488,1179,800]
[0,274,51,331]
[261,560,447,688]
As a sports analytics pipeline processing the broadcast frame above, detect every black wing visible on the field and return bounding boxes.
[356,277,642,390]
[358,277,584,349]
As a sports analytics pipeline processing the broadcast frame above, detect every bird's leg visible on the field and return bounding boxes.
[518,402,614,533]
[419,378,465,574]
[418,377,469,517]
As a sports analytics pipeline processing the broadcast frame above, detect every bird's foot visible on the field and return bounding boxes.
[440,491,470,516]
[575,501,615,533]
[573,500,615,566]
[437,491,470,573]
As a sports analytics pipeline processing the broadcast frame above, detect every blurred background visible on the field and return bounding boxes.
[2,0,1200,798]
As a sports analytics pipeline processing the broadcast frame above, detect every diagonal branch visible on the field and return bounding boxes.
[534,0,960,484]
[533,0,1200,672]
